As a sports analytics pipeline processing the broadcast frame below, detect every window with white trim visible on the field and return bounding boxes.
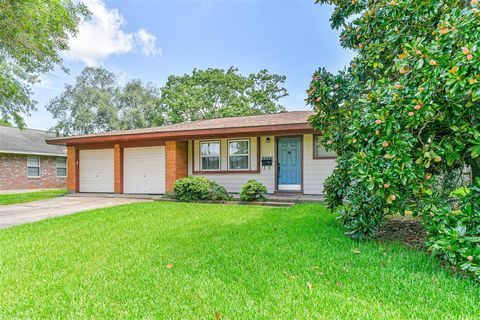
[200,141,220,170]
[314,135,336,159]
[56,157,67,177]
[228,139,250,170]
[27,156,40,177]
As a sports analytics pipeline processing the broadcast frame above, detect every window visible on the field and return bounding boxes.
[27,156,40,177]
[200,141,220,170]
[56,157,67,177]
[314,135,336,159]
[228,139,250,170]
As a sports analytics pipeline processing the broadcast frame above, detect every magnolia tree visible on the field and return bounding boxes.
[307,0,480,239]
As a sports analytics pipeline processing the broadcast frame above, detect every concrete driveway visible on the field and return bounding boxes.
[0,196,149,229]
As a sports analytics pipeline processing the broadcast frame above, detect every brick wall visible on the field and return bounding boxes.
[165,141,188,192]
[67,146,77,193]
[0,153,67,190]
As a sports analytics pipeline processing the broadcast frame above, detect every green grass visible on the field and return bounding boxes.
[0,202,479,319]
[0,189,66,205]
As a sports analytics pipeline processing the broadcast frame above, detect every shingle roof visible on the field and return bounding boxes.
[47,111,314,142]
[0,126,66,156]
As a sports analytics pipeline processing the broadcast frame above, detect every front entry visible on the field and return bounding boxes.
[277,136,302,191]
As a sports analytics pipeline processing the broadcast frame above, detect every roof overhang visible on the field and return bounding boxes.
[46,123,315,146]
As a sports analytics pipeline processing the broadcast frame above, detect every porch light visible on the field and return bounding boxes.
[266,137,271,143]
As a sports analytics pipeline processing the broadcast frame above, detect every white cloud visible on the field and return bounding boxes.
[136,28,162,57]
[67,0,161,66]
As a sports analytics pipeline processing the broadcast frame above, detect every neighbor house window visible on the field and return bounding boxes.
[27,156,40,177]
[56,157,67,177]
[200,141,220,170]
[314,135,336,159]
[228,139,250,170]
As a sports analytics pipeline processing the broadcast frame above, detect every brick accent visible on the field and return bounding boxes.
[165,141,188,192]
[67,147,77,193]
[114,144,123,193]
[0,153,67,191]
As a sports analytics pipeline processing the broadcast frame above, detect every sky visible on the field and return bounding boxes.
[27,0,355,130]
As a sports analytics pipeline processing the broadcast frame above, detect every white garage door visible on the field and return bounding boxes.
[79,149,114,193]
[124,146,165,194]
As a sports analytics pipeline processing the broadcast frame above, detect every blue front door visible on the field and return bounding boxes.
[277,137,301,191]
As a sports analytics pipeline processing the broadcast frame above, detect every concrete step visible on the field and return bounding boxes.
[154,198,293,207]
[231,195,324,204]
[230,195,298,203]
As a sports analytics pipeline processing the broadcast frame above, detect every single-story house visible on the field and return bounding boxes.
[46,111,336,195]
[0,126,67,191]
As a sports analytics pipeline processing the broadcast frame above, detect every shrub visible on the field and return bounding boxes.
[425,179,480,281]
[173,176,231,202]
[163,191,176,199]
[434,166,469,197]
[208,180,232,201]
[308,1,480,241]
[240,180,268,202]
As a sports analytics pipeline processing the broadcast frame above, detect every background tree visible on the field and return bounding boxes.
[48,67,165,135]
[47,67,120,135]
[116,79,164,130]
[161,67,288,123]
[48,66,287,134]
[0,0,89,128]
[0,119,11,127]
[308,0,480,239]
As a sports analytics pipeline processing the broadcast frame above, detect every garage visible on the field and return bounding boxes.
[123,146,165,194]
[79,149,114,193]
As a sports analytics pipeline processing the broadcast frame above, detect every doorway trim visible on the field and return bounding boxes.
[274,135,304,193]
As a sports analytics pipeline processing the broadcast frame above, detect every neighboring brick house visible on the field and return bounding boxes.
[0,126,67,191]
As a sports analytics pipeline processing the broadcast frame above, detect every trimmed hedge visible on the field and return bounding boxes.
[173,176,231,202]
[240,180,268,202]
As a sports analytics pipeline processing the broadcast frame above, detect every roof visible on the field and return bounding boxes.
[0,126,66,156]
[47,111,315,145]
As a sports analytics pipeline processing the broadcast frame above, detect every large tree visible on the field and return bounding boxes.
[0,0,89,127]
[47,67,120,135]
[47,67,165,135]
[48,67,287,135]
[308,1,480,238]
[161,67,288,123]
[116,79,164,130]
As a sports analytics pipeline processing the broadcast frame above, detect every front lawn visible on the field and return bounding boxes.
[0,189,66,205]
[0,202,479,318]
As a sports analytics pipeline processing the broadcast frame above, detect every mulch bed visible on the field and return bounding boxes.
[375,215,427,250]
[375,216,476,280]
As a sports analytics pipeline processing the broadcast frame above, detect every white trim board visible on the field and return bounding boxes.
[278,184,302,191]
[0,150,66,157]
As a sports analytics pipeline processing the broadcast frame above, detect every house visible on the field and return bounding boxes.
[46,111,336,195]
[0,126,67,191]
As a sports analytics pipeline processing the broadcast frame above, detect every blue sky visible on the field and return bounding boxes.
[28,0,354,130]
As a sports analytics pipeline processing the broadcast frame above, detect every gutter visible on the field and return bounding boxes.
[46,123,315,146]
[0,150,67,157]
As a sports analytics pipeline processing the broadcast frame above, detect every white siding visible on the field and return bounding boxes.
[188,137,275,193]
[187,134,336,195]
[303,134,336,194]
